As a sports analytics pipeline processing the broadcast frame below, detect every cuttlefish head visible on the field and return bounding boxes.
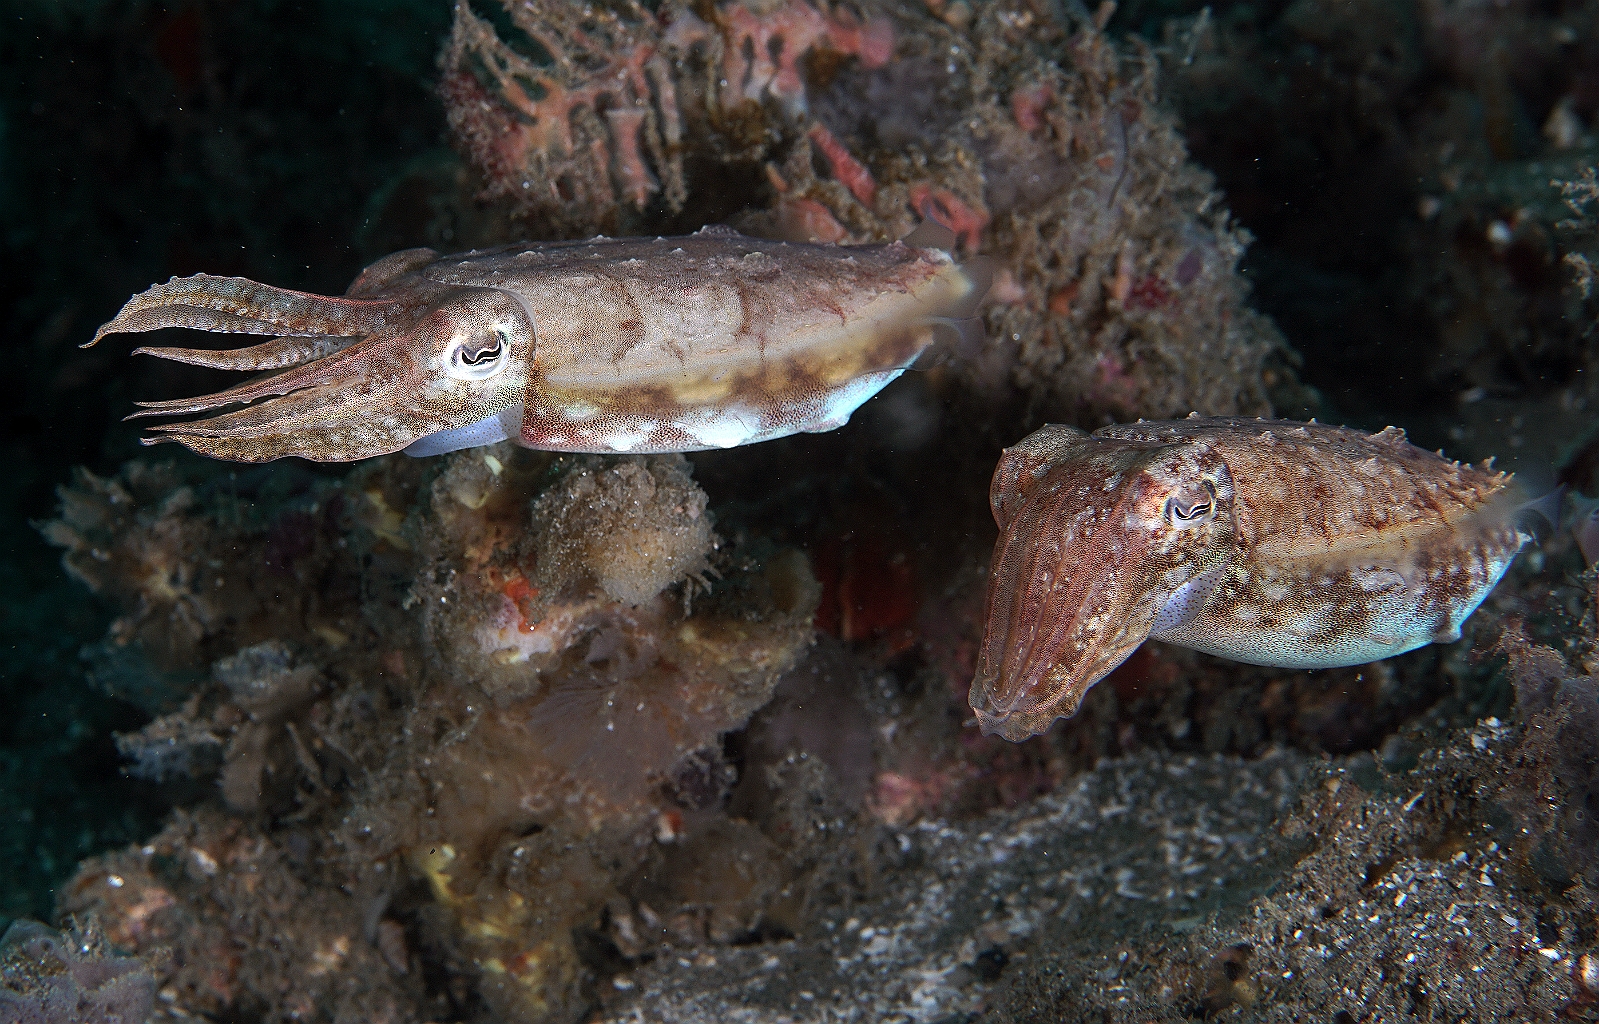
[971,424,1238,741]
[85,258,534,462]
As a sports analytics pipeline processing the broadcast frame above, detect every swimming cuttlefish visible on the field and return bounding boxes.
[973,416,1540,742]
[85,225,984,461]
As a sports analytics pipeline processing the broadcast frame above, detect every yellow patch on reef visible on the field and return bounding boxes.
[313,624,349,648]
[412,843,458,903]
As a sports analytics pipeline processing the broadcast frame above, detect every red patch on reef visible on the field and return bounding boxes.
[1048,281,1080,315]
[490,568,541,634]
[778,197,848,242]
[823,7,895,68]
[1103,646,1181,703]
[154,7,204,95]
[439,70,534,198]
[263,499,341,577]
[1090,353,1138,411]
[263,511,318,576]
[1127,274,1172,309]
[1010,84,1055,134]
[812,533,917,647]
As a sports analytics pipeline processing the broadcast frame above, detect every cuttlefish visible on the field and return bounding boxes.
[85,225,983,462]
[973,417,1538,741]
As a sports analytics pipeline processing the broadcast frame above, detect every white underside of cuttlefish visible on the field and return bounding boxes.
[972,417,1534,742]
[85,226,985,463]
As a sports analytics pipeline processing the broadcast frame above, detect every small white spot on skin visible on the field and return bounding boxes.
[605,422,657,452]
[565,402,601,421]
[678,407,762,449]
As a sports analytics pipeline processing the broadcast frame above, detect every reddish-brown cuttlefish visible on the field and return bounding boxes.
[85,225,983,462]
[973,416,1540,741]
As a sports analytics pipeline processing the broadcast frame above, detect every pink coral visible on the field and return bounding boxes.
[667,1,894,114]
[778,196,850,242]
[445,0,895,225]
[909,183,989,251]
[441,1,683,228]
[1010,83,1055,134]
[807,122,876,205]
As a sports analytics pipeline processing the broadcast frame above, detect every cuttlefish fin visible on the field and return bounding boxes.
[901,220,994,362]
[344,247,439,296]
[1513,485,1566,536]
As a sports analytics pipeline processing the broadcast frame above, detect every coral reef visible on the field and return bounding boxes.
[440,0,1300,426]
[48,445,820,1023]
[439,0,891,231]
[62,809,424,1024]
[38,461,361,705]
[530,457,713,606]
[440,0,684,232]
[1498,626,1599,890]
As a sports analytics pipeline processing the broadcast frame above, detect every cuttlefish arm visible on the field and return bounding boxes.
[972,417,1531,741]
[85,262,524,462]
[86,228,984,463]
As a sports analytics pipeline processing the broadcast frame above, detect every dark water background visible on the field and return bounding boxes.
[1,0,451,921]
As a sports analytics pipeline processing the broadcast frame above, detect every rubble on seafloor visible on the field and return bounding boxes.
[596,714,1599,1023]
[597,573,1599,1023]
[0,918,156,1024]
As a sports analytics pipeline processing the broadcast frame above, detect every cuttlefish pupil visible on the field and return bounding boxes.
[972,417,1534,742]
[1164,482,1216,526]
[444,325,515,381]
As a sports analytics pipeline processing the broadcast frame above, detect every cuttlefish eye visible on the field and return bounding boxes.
[444,327,512,382]
[1163,479,1218,527]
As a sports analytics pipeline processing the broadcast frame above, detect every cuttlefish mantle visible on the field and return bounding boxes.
[86,225,984,463]
[973,417,1534,742]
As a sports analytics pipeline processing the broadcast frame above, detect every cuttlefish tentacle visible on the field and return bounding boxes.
[88,272,425,381]
[139,378,418,462]
[124,288,528,463]
[89,228,984,462]
[973,417,1529,742]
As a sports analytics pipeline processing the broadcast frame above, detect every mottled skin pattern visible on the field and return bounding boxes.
[973,417,1529,741]
[85,226,978,462]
